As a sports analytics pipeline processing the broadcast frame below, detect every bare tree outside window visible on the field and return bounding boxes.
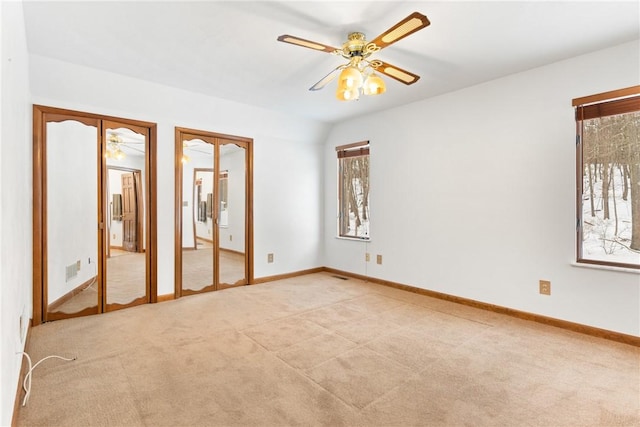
[576,90,640,268]
[337,142,370,239]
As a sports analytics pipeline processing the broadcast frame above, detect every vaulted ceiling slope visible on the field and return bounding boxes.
[22,1,640,123]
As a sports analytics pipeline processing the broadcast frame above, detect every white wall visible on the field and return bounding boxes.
[255,138,324,276]
[0,1,32,424]
[29,54,329,296]
[324,40,640,337]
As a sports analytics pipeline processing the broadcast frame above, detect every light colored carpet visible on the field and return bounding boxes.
[17,272,640,426]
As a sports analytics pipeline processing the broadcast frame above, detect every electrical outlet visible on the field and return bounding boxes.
[539,280,551,295]
[76,259,81,271]
[376,254,382,265]
[230,235,233,241]
[365,253,370,262]
[267,253,274,263]
[113,233,116,239]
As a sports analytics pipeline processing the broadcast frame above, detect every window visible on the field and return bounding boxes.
[337,141,370,239]
[574,86,640,269]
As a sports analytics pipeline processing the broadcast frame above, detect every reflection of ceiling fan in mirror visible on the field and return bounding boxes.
[181,139,213,164]
[105,131,145,160]
[277,12,430,101]
[105,133,127,160]
[181,139,243,164]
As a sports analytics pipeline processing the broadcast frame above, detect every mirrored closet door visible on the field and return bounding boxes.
[32,106,157,325]
[175,127,253,297]
[103,121,150,310]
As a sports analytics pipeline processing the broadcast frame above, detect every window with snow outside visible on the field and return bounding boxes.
[337,142,370,240]
[575,89,640,269]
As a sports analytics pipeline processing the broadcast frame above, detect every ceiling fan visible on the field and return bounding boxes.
[277,12,430,101]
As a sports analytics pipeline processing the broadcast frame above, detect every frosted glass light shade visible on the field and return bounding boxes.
[338,66,363,89]
[336,86,360,101]
[363,73,386,96]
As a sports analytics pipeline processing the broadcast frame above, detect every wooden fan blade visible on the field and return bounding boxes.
[376,61,420,85]
[368,12,430,50]
[309,65,346,91]
[277,35,338,53]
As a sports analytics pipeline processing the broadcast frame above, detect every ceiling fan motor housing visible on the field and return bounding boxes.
[343,32,367,57]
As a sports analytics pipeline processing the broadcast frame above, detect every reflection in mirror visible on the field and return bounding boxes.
[46,120,99,314]
[105,127,147,307]
[182,139,215,292]
[219,171,228,227]
[219,142,246,286]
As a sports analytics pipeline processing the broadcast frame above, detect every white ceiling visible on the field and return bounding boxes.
[22,1,640,123]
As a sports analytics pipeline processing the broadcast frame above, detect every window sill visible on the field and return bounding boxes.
[570,262,640,274]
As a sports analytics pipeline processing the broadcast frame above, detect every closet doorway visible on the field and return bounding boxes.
[174,127,253,297]
[32,105,157,325]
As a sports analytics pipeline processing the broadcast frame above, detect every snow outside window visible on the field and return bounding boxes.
[576,90,640,269]
[337,142,370,240]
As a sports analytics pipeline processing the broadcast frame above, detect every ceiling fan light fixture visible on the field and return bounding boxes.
[336,86,360,101]
[338,66,363,89]
[105,133,126,160]
[363,73,386,96]
[105,147,126,160]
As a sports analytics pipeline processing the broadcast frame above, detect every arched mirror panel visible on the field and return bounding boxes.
[103,122,150,310]
[218,140,247,288]
[45,118,101,319]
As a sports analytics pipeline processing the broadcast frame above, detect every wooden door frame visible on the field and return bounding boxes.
[32,105,157,326]
[107,166,144,255]
[174,127,254,298]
